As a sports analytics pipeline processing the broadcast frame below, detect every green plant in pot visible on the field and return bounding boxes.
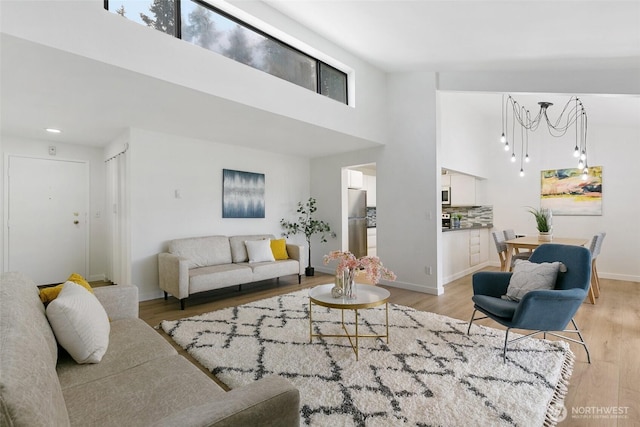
[452,213,463,228]
[527,207,553,241]
[280,197,333,276]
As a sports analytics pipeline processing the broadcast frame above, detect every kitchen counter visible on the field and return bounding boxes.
[442,224,493,232]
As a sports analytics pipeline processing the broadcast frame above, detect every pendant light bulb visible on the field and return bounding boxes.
[511,153,516,162]
[504,142,510,151]
[582,169,588,180]
[500,133,506,144]
[519,168,525,177]
[578,159,584,169]
[580,150,586,161]
[525,154,530,163]
[573,146,580,157]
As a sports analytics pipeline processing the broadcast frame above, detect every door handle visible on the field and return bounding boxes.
[74,220,79,225]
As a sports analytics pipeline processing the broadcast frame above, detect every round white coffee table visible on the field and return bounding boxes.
[308,283,390,360]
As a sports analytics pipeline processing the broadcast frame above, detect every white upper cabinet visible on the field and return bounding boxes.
[450,174,476,206]
[363,174,376,206]
[347,170,364,189]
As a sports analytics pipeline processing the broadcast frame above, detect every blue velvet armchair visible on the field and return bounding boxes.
[467,244,592,363]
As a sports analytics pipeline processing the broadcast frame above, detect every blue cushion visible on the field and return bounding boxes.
[472,295,518,319]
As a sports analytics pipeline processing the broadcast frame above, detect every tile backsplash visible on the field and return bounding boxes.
[366,207,376,227]
[443,205,493,227]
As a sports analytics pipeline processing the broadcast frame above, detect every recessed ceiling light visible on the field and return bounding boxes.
[46,128,62,134]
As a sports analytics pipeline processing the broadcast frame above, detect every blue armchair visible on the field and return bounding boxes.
[467,244,592,363]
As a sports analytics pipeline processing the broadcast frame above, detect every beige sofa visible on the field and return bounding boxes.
[158,234,304,309]
[0,272,300,427]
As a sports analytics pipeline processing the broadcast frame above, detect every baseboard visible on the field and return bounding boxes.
[599,272,640,283]
[88,273,106,282]
[314,266,442,295]
[443,261,491,285]
[383,280,443,295]
[139,289,164,302]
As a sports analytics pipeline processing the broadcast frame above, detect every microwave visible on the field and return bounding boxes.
[442,186,451,205]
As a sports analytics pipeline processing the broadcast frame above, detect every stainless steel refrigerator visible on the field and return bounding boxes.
[348,189,368,258]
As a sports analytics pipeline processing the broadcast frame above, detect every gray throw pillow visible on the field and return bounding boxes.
[502,260,567,301]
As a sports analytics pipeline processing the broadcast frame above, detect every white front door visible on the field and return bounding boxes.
[6,156,89,285]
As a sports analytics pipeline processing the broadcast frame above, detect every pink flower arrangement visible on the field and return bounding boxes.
[323,250,397,284]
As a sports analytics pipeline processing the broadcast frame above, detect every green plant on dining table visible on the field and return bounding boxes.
[527,207,552,232]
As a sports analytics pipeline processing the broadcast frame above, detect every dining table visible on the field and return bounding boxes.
[503,235,590,273]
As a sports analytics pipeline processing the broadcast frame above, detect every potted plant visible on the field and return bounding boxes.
[527,207,553,241]
[281,197,333,276]
[452,213,463,228]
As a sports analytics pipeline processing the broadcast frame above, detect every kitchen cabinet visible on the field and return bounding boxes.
[450,174,476,206]
[347,170,364,189]
[367,227,377,256]
[442,228,490,284]
[363,174,376,206]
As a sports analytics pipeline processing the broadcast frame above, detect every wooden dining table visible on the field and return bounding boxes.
[503,236,590,272]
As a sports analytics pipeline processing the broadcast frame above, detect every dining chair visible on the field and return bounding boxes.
[587,232,606,303]
[468,244,592,363]
[492,231,530,271]
[503,229,533,256]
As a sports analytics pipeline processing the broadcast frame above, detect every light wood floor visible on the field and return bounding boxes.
[138,269,640,426]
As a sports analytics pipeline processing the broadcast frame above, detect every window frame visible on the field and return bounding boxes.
[105,0,348,105]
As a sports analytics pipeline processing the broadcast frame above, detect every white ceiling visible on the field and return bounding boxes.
[265,0,640,73]
[1,1,639,154]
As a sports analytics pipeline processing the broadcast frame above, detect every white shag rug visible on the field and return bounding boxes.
[161,290,573,426]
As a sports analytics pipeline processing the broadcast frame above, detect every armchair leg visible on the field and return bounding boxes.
[298,274,302,284]
[164,291,168,300]
[503,329,510,363]
[180,299,186,310]
[467,309,478,334]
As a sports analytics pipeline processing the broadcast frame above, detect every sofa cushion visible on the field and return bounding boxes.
[62,355,225,427]
[40,272,94,304]
[57,318,177,389]
[229,235,275,263]
[169,236,232,268]
[245,260,300,282]
[270,239,289,260]
[0,272,70,426]
[245,239,276,263]
[189,264,254,294]
[46,281,111,364]
[502,260,566,302]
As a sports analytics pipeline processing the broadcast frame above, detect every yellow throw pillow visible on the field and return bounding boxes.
[39,273,93,304]
[270,239,289,260]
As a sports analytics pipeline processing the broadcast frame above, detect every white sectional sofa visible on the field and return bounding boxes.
[158,234,305,309]
[0,271,300,427]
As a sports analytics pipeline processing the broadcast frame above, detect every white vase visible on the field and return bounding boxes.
[331,273,344,298]
[344,269,357,299]
[538,232,553,242]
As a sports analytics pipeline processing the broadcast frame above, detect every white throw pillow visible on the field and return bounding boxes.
[46,281,110,364]
[245,239,275,263]
[502,260,567,302]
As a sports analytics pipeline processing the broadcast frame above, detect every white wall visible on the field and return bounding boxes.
[439,92,640,282]
[0,136,108,280]
[311,72,442,295]
[127,128,310,300]
[1,0,388,146]
[438,92,493,179]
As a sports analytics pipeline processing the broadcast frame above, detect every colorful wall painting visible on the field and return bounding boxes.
[540,166,602,216]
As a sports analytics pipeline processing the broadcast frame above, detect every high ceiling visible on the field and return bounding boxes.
[264,0,640,73]
[1,1,639,154]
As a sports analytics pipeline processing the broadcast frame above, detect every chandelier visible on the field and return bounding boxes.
[500,95,589,178]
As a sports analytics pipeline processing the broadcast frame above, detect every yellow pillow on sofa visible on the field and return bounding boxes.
[270,239,289,260]
[39,273,93,304]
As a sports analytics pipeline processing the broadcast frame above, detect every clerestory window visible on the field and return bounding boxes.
[105,0,349,105]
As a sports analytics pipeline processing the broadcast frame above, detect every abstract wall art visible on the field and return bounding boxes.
[540,166,602,216]
[222,169,265,218]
